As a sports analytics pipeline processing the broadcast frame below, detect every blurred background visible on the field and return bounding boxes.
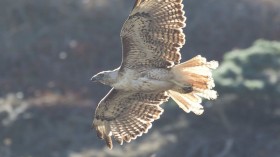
[0,0,280,156]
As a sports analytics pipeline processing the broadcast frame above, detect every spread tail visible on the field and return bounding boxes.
[169,55,218,115]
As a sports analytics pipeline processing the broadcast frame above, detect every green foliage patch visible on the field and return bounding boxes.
[214,40,280,120]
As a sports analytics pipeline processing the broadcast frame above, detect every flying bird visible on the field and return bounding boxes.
[91,0,218,149]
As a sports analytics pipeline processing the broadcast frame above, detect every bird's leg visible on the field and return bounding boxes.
[171,85,193,94]
[181,86,193,93]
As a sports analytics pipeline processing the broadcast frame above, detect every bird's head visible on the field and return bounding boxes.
[91,70,118,86]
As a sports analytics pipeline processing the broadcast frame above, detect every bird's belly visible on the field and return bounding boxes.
[113,78,173,92]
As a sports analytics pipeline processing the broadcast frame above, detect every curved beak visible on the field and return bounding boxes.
[91,76,98,82]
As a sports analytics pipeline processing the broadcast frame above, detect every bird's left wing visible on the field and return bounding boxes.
[93,88,169,149]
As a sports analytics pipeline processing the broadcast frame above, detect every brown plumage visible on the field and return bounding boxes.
[93,89,168,148]
[91,0,218,149]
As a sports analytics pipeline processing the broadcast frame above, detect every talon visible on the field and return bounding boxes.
[182,86,193,93]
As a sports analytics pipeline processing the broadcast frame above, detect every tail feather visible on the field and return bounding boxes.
[168,90,204,115]
[170,55,218,115]
[176,55,218,69]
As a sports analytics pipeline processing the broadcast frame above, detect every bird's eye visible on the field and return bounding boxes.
[99,73,105,77]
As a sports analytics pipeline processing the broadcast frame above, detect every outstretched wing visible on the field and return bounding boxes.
[93,89,169,149]
[120,0,186,69]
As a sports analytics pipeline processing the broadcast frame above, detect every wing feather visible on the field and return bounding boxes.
[120,0,186,69]
[93,89,169,149]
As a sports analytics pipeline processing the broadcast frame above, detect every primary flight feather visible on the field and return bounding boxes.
[91,0,218,149]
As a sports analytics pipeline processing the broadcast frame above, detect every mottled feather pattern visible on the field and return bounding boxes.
[121,0,186,69]
[92,0,218,149]
[93,89,169,149]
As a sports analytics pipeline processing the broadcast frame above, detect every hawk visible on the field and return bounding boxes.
[91,0,218,149]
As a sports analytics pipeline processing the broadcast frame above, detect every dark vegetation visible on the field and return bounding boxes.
[0,0,280,157]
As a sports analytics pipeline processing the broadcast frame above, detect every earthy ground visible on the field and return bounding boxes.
[0,0,280,157]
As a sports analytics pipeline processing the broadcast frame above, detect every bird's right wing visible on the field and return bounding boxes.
[93,88,169,149]
[120,0,186,69]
